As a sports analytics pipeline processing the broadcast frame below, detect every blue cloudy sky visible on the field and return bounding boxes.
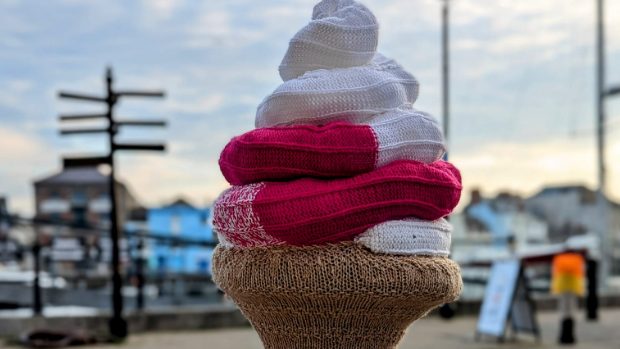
[1,0,619,215]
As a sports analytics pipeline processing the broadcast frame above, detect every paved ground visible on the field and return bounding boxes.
[5,309,620,348]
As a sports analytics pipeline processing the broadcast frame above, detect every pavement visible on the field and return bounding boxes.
[4,309,620,349]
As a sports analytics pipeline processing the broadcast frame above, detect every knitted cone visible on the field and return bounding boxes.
[212,243,462,349]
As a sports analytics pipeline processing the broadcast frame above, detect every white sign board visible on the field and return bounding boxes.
[40,200,70,213]
[88,198,111,213]
[510,276,538,333]
[51,237,84,261]
[476,260,520,337]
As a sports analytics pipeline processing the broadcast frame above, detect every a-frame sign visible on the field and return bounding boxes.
[475,260,541,343]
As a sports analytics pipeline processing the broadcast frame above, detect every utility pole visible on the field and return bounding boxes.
[596,0,606,193]
[594,0,620,319]
[596,0,620,190]
[441,0,450,148]
[59,67,166,339]
[437,0,456,320]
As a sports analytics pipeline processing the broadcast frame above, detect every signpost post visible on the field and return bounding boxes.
[58,67,166,339]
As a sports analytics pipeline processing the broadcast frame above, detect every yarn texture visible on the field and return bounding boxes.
[279,0,378,81]
[212,242,462,349]
[220,109,445,185]
[355,218,452,256]
[257,54,419,128]
[213,160,462,248]
[220,122,377,186]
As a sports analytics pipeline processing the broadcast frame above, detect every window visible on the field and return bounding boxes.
[72,207,87,227]
[50,213,61,223]
[72,191,87,206]
[171,214,181,236]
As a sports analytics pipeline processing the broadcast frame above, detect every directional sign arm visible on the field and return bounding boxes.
[116,120,166,127]
[607,85,620,96]
[60,128,108,135]
[59,113,108,121]
[115,91,165,98]
[63,156,111,167]
[113,143,165,151]
[59,92,106,102]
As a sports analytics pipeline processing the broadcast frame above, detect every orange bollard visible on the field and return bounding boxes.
[552,253,585,345]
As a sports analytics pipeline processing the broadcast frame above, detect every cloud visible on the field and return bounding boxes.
[116,153,229,208]
[183,8,268,49]
[141,0,184,21]
[165,94,225,114]
[0,79,38,115]
[190,10,231,37]
[0,127,60,215]
[7,79,32,92]
[488,30,569,54]
[0,128,46,161]
[451,136,620,209]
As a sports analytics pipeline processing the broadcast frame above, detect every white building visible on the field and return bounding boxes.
[526,185,620,276]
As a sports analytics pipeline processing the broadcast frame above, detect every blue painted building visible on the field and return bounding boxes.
[147,199,215,274]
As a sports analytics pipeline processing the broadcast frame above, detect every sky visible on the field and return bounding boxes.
[1,0,619,216]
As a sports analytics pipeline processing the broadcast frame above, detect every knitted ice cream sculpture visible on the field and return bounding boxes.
[212,1,462,348]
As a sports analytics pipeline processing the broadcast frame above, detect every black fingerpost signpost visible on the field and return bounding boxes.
[58,67,166,339]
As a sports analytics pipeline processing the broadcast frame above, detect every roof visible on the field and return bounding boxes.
[34,167,109,185]
[531,185,591,197]
[530,184,620,207]
[166,198,196,209]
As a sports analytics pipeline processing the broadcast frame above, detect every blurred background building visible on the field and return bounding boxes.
[33,161,140,229]
[147,199,215,274]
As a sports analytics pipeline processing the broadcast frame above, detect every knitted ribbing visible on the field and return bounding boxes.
[221,109,444,185]
[219,122,376,186]
[355,218,452,256]
[279,0,378,81]
[257,53,419,128]
[213,160,462,248]
[212,242,462,349]
[373,108,445,167]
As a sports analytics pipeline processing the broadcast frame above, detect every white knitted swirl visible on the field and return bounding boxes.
[279,0,379,81]
[257,53,419,128]
[355,218,452,256]
[246,0,450,252]
[368,107,446,166]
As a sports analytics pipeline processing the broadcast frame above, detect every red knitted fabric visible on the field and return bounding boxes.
[213,160,462,247]
[220,122,377,185]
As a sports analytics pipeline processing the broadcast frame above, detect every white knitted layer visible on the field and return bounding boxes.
[257,53,419,128]
[368,107,445,166]
[279,0,378,81]
[355,218,452,256]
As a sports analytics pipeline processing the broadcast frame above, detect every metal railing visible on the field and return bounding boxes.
[0,214,219,316]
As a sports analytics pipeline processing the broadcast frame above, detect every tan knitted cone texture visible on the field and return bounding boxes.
[212,243,462,349]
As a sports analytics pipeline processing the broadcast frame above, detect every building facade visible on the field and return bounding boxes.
[147,199,215,274]
[458,186,620,276]
[526,185,620,274]
[33,163,139,229]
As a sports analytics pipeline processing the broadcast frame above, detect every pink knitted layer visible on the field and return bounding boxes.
[213,160,462,247]
[220,122,377,185]
[220,110,446,185]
